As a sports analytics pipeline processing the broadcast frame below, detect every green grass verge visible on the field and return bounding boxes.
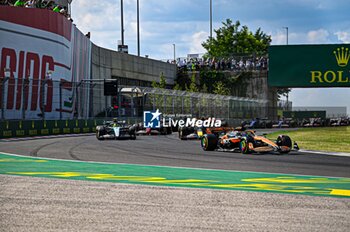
[266,126,350,153]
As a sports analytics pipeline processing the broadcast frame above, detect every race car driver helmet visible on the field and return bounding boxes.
[112,118,118,126]
[227,131,238,138]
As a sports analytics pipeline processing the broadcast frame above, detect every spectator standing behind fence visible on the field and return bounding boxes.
[14,0,25,6]
[59,6,68,16]
[25,0,35,8]
[36,0,54,9]
[52,4,60,12]
[171,54,268,72]
[0,0,10,5]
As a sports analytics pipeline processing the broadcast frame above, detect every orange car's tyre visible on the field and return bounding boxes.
[276,135,292,154]
[240,138,250,154]
[201,134,218,151]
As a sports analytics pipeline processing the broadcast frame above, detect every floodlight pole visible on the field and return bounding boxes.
[173,44,176,63]
[137,0,140,56]
[210,0,212,39]
[121,0,124,46]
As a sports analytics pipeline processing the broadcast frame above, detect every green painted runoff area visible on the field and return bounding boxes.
[0,153,349,198]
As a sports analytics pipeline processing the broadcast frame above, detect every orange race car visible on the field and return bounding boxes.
[201,129,299,154]
[178,126,236,140]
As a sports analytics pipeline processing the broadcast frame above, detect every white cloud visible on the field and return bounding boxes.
[307,29,330,43]
[71,1,118,33]
[87,31,119,51]
[73,0,89,8]
[271,31,287,45]
[270,30,308,45]
[335,31,350,43]
[188,31,208,55]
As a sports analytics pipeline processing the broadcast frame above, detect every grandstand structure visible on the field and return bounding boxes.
[0,2,278,124]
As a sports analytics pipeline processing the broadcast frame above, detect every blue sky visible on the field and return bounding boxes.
[71,0,350,115]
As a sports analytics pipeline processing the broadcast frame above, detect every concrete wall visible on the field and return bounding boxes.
[91,44,177,85]
[190,70,278,119]
[90,44,277,119]
[231,71,278,120]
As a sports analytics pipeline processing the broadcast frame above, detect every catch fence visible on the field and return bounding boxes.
[1,78,269,125]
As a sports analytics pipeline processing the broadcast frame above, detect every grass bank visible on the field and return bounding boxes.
[266,126,350,153]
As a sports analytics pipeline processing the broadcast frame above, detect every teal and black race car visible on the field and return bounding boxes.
[96,119,137,140]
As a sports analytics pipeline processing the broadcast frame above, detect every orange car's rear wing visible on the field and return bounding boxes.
[205,127,237,135]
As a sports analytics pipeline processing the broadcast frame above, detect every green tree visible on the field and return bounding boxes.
[151,72,167,111]
[152,72,167,89]
[173,82,182,91]
[213,81,230,95]
[175,68,191,90]
[202,19,271,58]
[185,73,199,92]
[277,88,291,101]
[201,83,208,93]
[199,70,230,94]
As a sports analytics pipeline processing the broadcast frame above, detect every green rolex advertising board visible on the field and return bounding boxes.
[268,44,350,87]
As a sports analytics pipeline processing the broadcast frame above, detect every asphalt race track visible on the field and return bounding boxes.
[1,132,350,232]
[1,132,349,178]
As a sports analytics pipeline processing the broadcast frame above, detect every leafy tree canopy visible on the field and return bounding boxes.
[213,81,230,96]
[277,88,291,100]
[152,72,167,89]
[202,19,271,58]
[185,73,199,92]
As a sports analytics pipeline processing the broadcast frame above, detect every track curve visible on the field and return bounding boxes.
[1,133,350,178]
[1,133,350,232]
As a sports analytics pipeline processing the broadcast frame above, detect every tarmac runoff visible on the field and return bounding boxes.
[299,149,350,157]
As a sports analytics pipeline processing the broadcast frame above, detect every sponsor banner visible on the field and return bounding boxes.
[0,7,91,119]
[0,119,103,139]
[268,44,350,87]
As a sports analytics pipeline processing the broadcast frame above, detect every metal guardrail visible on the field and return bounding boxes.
[0,119,104,139]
